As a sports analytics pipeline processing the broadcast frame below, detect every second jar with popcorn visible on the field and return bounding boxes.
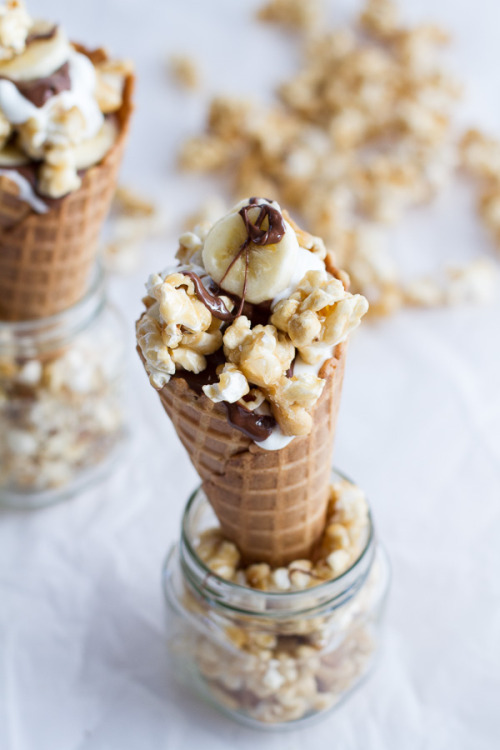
[0,266,127,509]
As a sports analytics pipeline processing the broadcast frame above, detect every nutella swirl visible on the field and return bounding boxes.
[6,61,71,108]
[171,351,276,442]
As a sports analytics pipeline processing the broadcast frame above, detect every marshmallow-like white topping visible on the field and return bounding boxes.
[0,48,103,144]
[0,167,48,212]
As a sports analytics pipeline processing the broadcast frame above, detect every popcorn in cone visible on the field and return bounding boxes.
[137,198,368,566]
[0,6,134,321]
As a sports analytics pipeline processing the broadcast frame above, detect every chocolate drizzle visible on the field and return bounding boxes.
[172,351,277,442]
[185,271,273,326]
[224,403,275,441]
[5,61,71,108]
[214,200,287,321]
[184,272,234,321]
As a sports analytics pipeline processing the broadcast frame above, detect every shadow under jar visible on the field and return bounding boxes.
[163,470,391,730]
[0,265,127,509]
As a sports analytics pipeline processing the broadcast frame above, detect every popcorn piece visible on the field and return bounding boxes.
[170,347,206,374]
[155,273,211,334]
[38,146,81,198]
[257,0,323,32]
[102,187,160,275]
[289,560,313,589]
[0,0,31,61]
[138,271,224,387]
[246,563,271,590]
[326,549,351,576]
[269,373,325,436]
[203,363,250,404]
[136,314,175,388]
[360,0,400,40]
[271,270,368,364]
[223,317,294,389]
[169,54,200,90]
[460,129,500,182]
[95,59,133,114]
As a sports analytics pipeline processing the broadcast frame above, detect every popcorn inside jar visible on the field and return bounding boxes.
[0,273,127,507]
[163,473,391,728]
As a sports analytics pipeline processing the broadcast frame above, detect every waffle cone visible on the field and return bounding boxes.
[157,342,347,566]
[0,47,134,321]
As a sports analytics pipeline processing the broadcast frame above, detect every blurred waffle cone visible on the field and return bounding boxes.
[157,342,347,567]
[0,48,134,321]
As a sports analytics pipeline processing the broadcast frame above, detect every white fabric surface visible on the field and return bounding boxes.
[1,1,500,748]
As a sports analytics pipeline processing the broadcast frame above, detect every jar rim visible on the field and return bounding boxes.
[179,468,376,618]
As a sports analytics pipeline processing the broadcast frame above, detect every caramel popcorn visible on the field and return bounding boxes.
[178,0,498,316]
[223,317,294,389]
[137,272,227,388]
[202,363,249,404]
[102,186,162,275]
[0,0,31,61]
[95,59,133,114]
[38,146,81,198]
[198,478,370,590]
[359,0,400,40]
[460,129,500,254]
[268,372,325,435]
[257,0,323,32]
[169,54,200,90]
[271,270,368,364]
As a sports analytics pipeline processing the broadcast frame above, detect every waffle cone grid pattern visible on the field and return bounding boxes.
[158,343,347,566]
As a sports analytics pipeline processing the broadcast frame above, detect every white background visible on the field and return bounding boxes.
[1,1,500,748]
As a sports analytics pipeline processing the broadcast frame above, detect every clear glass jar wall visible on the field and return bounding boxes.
[0,266,127,508]
[163,472,391,729]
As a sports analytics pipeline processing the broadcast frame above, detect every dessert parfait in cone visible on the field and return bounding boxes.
[137,197,368,566]
[0,0,134,321]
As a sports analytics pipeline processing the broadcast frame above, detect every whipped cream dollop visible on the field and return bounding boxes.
[137,198,369,449]
[0,1,131,201]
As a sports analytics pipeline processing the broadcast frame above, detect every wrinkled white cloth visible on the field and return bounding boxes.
[1,1,500,749]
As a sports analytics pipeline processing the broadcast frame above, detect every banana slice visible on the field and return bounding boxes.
[73,118,117,170]
[0,26,70,81]
[202,200,299,304]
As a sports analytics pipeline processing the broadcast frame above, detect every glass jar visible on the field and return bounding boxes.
[163,470,390,729]
[0,266,127,509]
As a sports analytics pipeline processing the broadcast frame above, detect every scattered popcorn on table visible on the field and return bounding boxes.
[179,0,498,315]
[169,54,200,90]
[102,185,163,274]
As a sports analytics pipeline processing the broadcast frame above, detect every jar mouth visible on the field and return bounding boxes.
[0,263,106,353]
[179,468,376,618]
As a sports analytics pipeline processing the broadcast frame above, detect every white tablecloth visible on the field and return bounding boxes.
[1,1,499,748]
